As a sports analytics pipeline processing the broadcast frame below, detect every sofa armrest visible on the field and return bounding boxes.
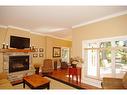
[102,77,124,89]
[0,72,8,80]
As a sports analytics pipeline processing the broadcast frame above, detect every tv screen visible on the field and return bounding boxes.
[10,36,30,49]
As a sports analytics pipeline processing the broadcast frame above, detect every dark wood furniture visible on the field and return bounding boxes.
[54,60,57,70]
[11,79,23,86]
[68,67,81,83]
[35,67,40,74]
[23,74,50,89]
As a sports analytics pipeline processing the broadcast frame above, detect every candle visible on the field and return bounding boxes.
[6,44,8,49]
[2,43,5,49]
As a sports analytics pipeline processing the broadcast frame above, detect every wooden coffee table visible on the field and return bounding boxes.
[23,74,50,89]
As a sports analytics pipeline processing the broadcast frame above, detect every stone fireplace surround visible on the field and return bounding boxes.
[3,52,35,82]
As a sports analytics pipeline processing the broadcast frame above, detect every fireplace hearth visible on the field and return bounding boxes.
[9,56,29,73]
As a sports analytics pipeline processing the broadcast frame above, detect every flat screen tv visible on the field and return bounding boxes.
[10,36,30,49]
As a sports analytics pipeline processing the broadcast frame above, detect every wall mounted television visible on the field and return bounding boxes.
[10,36,30,49]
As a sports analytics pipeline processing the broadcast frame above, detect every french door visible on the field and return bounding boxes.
[84,36,127,79]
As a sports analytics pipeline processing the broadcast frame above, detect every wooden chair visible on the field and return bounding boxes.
[41,59,53,74]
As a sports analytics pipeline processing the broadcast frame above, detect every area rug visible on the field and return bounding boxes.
[13,77,75,89]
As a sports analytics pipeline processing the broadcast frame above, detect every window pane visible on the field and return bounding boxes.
[99,42,112,78]
[115,40,127,47]
[88,43,98,48]
[87,43,98,77]
[61,48,69,63]
[87,50,98,77]
[115,48,127,77]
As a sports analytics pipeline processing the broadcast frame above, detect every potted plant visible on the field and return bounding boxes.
[33,63,41,74]
[70,56,83,68]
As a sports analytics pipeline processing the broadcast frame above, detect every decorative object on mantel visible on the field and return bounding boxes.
[6,44,8,49]
[33,54,38,57]
[2,43,6,49]
[31,46,35,52]
[39,48,44,52]
[2,43,9,49]
[34,48,38,52]
[70,56,83,68]
[53,47,61,57]
[33,63,41,74]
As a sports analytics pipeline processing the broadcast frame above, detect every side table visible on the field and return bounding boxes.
[68,67,81,83]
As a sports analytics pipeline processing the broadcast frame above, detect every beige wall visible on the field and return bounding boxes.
[46,36,72,59]
[0,27,72,72]
[72,14,127,57]
[0,27,7,72]
[46,36,72,67]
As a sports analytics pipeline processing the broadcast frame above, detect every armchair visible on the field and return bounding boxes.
[41,59,53,74]
[0,72,13,89]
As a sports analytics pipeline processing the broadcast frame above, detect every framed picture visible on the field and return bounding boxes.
[34,48,38,52]
[53,47,61,57]
[39,48,44,52]
[33,54,38,57]
[39,53,44,57]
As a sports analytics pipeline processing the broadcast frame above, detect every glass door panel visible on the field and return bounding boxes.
[87,49,98,77]
[99,42,112,78]
[87,43,98,77]
[99,50,112,78]
[115,40,127,77]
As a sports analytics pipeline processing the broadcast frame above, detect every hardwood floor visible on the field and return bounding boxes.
[11,69,100,89]
[45,69,100,89]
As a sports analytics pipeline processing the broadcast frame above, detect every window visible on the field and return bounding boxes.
[83,36,127,79]
[61,47,70,63]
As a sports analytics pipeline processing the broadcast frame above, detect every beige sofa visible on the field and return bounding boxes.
[0,72,14,89]
[101,72,127,89]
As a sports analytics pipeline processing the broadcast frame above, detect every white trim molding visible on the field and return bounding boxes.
[8,25,31,32]
[45,34,72,41]
[0,25,72,41]
[0,25,8,28]
[72,10,127,28]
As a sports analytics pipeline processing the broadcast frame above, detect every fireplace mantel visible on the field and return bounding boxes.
[2,50,34,82]
[0,48,33,53]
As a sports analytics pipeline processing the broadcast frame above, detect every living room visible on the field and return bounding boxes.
[0,3,127,93]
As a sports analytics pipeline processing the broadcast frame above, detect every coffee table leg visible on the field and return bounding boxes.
[47,82,50,89]
[23,81,25,88]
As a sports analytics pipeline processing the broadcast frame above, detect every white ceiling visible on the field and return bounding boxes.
[0,6,127,40]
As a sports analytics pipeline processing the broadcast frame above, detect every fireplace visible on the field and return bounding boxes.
[9,56,29,73]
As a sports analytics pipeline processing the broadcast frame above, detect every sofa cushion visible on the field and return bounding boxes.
[123,72,127,88]
[0,79,10,85]
[0,72,8,79]
[0,83,13,89]
[0,79,13,89]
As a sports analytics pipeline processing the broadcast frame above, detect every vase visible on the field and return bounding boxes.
[71,64,77,68]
